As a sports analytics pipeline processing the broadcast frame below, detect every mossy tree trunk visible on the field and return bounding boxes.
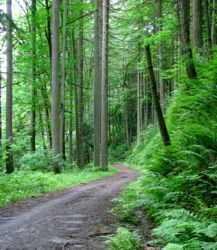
[145,45,171,146]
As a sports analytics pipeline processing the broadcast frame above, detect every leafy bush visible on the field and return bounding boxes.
[18,149,73,172]
[106,227,141,250]
[19,149,53,172]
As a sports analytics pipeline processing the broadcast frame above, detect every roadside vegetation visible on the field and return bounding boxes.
[109,57,217,249]
[0,159,117,207]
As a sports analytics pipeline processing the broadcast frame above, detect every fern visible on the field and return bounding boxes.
[106,227,141,250]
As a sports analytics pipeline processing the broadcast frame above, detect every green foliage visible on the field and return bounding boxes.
[153,209,217,249]
[112,181,145,224]
[162,243,183,250]
[0,165,117,207]
[106,227,141,250]
[109,144,129,161]
[19,149,70,172]
[114,57,217,248]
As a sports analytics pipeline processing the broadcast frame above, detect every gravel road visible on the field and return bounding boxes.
[0,165,139,250]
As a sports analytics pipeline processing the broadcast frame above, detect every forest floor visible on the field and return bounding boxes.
[0,165,140,250]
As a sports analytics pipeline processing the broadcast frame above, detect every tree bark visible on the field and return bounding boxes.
[100,0,109,170]
[6,0,13,173]
[40,85,52,149]
[38,109,47,150]
[136,68,141,143]
[157,0,164,110]
[144,77,149,129]
[205,0,212,57]
[212,0,217,45]
[30,0,37,152]
[179,0,197,79]
[192,0,203,49]
[76,0,85,169]
[45,0,52,63]
[124,96,130,149]
[51,0,61,173]
[93,0,102,167]
[60,0,67,160]
[152,95,157,124]
[145,45,171,146]
[71,28,79,166]
[68,4,75,163]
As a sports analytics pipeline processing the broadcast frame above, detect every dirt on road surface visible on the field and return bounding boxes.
[0,165,139,250]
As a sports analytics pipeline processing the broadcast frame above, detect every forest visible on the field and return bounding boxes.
[0,0,217,249]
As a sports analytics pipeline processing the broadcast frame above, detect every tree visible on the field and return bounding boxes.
[100,0,109,170]
[30,0,37,152]
[93,0,102,167]
[68,0,74,163]
[157,0,164,109]
[145,45,171,146]
[136,62,142,143]
[60,0,67,160]
[204,0,212,57]
[192,0,203,49]
[76,0,85,169]
[6,0,13,173]
[45,0,52,63]
[212,0,217,45]
[179,0,197,79]
[51,0,61,173]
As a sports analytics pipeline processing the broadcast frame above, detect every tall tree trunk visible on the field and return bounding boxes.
[157,0,164,110]
[60,0,67,160]
[100,0,109,170]
[193,0,203,49]
[136,68,141,143]
[205,0,212,57]
[124,97,130,149]
[152,95,157,124]
[40,85,52,149]
[94,0,102,167]
[71,28,79,166]
[30,0,37,152]
[51,0,61,173]
[45,0,52,63]
[6,0,13,173]
[76,0,85,169]
[68,80,73,162]
[179,0,197,79]
[124,75,130,149]
[145,45,171,146]
[38,109,47,150]
[69,14,74,163]
[212,0,217,45]
[144,77,149,129]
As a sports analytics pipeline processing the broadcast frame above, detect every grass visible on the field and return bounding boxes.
[0,166,117,207]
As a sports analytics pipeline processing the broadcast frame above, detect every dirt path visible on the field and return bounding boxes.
[0,165,139,250]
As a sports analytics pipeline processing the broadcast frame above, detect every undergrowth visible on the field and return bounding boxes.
[106,227,141,250]
[0,165,117,207]
[112,57,217,249]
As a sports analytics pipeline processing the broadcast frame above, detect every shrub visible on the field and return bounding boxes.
[19,149,65,172]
